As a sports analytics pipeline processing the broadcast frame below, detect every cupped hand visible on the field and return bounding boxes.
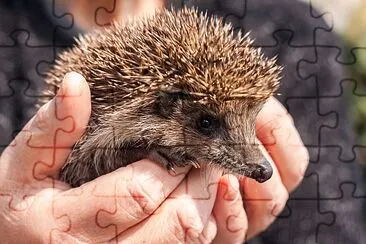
[0,72,221,243]
[210,97,309,243]
[103,97,309,244]
[0,71,308,243]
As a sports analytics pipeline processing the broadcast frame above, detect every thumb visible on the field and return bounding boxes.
[0,72,91,183]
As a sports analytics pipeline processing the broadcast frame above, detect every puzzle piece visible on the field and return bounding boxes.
[317,183,366,243]
[285,97,336,163]
[0,78,31,149]
[240,0,332,47]
[0,99,81,243]
[261,197,335,243]
[318,81,366,161]
[299,46,366,160]
[0,0,366,243]
[92,0,119,27]
[0,1,71,47]
[0,0,77,152]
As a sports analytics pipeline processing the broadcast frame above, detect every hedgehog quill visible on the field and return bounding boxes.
[42,7,282,187]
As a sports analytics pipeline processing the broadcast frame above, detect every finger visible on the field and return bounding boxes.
[240,148,288,240]
[52,159,190,242]
[116,166,222,243]
[198,215,218,244]
[0,72,91,182]
[212,174,247,244]
[256,97,309,192]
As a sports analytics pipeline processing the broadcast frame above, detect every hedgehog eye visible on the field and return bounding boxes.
[200,118,211,128]
[197,114,218,136]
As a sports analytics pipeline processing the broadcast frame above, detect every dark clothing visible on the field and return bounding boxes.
[0,0,365,243]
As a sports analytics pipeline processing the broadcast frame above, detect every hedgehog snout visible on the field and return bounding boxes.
[250,158,273,183]
[233,157,273,183]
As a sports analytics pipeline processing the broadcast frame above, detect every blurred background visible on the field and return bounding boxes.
[305,0,366,170]
[0,0,364,242]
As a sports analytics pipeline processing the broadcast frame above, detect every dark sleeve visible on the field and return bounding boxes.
[168,0,366,243]
[0,0,76,153]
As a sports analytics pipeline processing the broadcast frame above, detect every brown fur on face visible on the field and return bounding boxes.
[43,7,282,187]
[60,92,267,187]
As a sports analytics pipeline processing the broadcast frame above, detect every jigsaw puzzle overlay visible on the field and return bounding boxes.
[0,0,365,243]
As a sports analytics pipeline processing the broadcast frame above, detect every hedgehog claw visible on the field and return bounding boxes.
[168,165,177,174]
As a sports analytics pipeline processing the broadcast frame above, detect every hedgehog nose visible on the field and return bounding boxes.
[252,158,273,183]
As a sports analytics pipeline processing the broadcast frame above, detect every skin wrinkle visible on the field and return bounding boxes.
[0,2,308,242]
[199,216,217,243]
[126,174,164,216]
[176,202,204,242]
[0,69,307,243]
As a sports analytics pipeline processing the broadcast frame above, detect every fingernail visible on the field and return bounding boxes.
[227,174,239,190]
[224,174,240,201]
[55,72,84,106]
[168,165,191,176]
[58,72,84,97]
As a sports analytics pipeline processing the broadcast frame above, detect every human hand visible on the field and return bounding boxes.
[0,72,223,243]
[118,97,309,244]
[210,97,310,243]
[0,70,307,243]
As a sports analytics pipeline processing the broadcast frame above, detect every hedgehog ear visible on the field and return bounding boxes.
[154,90,190,118]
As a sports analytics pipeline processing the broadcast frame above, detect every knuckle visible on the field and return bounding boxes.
[287,147,309,189]
[246,183,288,238]
[275,113,295,131]
[296,159,309,179]
[226,213,248,235]
[123,177,162,217]
[283,112,295,125]
[269,186,289,217]
[173,206,204,243]
[198,226,217,244]
[287,170,304,191]
[24,103,55,147]
[254,188,288,236]
[32,102,54,132]
[258,112,294,139]
[274,104,289,118]
[198,234,215,244]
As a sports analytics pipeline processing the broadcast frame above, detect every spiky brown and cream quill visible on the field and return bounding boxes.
[43,7,282,187]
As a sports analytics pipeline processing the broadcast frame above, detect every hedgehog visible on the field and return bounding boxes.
[43,7,282,187]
